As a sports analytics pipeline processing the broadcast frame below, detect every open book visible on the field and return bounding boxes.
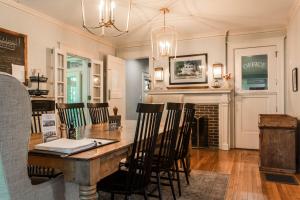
[34,138,116,155]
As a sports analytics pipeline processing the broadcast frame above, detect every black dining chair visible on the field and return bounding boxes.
[31,100,55,133]
[174,103,196,196]
[28,100,62,184]
[151,102,183,200]
[97,103,164,200]
[87,103,109,124]
[56,103,86,128]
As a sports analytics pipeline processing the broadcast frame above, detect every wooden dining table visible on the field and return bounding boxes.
[28,120,140,200]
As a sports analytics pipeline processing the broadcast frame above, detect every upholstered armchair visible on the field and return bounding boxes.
[0,73,65,200]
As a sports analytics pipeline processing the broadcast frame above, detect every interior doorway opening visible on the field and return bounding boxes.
[125,58,150,120]
[66,54,90,104]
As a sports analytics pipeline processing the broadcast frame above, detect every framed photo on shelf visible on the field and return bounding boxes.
[169,54,208,85]
[292,67,298,92]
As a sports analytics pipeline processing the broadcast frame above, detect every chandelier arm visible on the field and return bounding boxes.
[125,0,133,31]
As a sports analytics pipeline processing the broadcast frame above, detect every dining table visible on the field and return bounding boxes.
[28,120,140,200]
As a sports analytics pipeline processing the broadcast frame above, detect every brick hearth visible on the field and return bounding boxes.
[195,104,219,147]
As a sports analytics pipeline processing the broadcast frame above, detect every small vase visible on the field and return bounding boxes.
[113,106,118,116]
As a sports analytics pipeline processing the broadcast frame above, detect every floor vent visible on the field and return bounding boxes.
[264,173,299,185]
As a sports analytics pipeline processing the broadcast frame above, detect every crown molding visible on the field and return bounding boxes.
[0,0,115,48]
[288,0,300,26]
[117,28,286,50]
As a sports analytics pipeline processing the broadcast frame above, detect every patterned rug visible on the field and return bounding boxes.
[98,170,229,200]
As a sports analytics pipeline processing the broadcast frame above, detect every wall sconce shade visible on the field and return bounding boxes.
[154,67,164,81]
[212,63,223,79]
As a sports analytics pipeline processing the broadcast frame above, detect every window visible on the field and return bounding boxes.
[241,54,268,90]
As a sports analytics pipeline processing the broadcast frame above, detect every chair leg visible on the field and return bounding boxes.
[167,171,176,200]
[156,171,163,200]
[181,158,190,185]
[143,189,149,200]
[175,161,181,196]
[111,193,114,200]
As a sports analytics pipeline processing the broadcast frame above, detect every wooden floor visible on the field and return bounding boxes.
[190,149,300,200]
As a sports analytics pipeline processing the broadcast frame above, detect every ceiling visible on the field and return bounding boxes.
[16,0,296,47]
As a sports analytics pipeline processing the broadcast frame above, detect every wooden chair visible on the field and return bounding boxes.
[56,103,86,128]
[29,100,62,184]
[151,103,183,200]
[97,103,164,200]
[174,103,196,196]
[87,103,109,124]
[31,100,55,133]
[0,72,65,199]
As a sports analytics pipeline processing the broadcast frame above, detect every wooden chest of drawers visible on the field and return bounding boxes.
[259,114,298,174]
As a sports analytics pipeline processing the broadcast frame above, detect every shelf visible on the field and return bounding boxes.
[57,81,64,84]
[57,67,65,70]
[57,96,64,98]
[93,97,101,100]
[93,74,101,77]
[93,85,101,88]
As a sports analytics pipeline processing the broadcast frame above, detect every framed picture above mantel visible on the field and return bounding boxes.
[169,54,208,85]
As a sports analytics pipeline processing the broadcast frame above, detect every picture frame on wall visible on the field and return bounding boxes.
[0,27,28,85]
[292,67,298,92]
[169,54,208,85]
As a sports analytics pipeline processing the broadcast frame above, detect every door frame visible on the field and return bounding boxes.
[228,36,285,148]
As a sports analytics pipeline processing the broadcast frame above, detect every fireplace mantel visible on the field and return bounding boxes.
[146,89,233,150]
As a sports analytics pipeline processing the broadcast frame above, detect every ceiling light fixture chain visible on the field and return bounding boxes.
[81,0,132,37]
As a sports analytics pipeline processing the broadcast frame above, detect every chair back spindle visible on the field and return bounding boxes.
[176,103,196,160]
[56,103,86,128]
[87,103,109,124]
[127,103,164,192]
[157,103,183,169]
[31,100,55,134]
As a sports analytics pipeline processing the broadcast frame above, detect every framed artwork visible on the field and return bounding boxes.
[292,68,298,92]
[169,54,208,85]
[0,27,28,84]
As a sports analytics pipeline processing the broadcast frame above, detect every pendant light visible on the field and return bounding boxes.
[151,8,178,60]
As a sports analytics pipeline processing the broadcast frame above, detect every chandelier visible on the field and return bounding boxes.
[151,8,178,60]
[81,0,132,37]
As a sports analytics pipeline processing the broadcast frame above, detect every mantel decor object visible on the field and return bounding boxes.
[169,54,208,85]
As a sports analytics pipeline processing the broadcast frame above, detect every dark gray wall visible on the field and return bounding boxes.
[126,58,149,120]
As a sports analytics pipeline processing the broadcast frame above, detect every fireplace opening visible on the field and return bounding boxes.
[192,116,209,148]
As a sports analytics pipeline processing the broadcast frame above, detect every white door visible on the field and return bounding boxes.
[107,55,126,118]
[235,46,279,149]
[53,48,67,103]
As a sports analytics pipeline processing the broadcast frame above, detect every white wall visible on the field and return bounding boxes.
[117,36,226,89]
[125,58,149,120]
[286,6,300,119]
[0,1,115,77]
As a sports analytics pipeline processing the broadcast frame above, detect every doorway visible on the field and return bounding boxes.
[66,54,90,104]
[125,58,149,120]
[235,46,279,149]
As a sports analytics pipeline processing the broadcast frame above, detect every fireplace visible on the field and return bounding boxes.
[147,89,232,150]
[192,104,219,148]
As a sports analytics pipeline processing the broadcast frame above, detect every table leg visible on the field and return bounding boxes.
[79,185,97,200]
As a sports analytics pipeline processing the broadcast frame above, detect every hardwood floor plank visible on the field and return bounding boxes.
[190,149,300,200]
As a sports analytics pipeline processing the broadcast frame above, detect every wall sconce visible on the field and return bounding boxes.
[154,67,164,81]
[212,63,223,79]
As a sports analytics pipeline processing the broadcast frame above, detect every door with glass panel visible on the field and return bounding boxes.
[235,46,278,149]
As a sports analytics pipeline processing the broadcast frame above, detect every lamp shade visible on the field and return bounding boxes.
[154,67,164,81]
[212,63,223,79]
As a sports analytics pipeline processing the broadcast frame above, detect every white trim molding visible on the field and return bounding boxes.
[148,89,233,150]
[0,0,114,48]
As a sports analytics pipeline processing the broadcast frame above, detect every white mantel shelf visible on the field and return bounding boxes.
[146,88,233,150]
[148,88,232,95]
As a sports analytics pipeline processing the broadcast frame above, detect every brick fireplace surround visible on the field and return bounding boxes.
[195,104,219,147]
[147,89,233,150]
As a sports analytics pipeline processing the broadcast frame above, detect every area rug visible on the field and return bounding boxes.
[98,170,229,200]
